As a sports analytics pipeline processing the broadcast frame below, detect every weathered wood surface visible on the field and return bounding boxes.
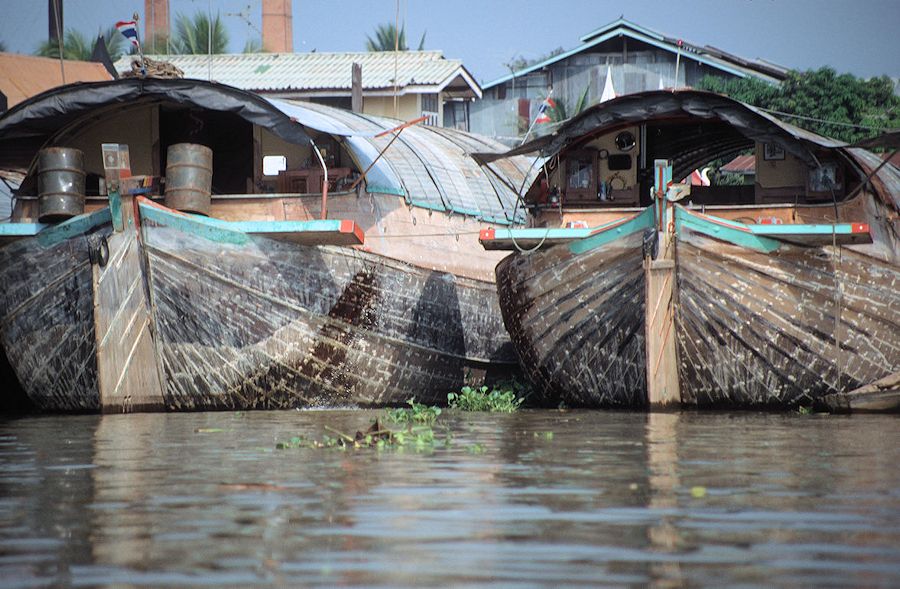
[676,228,900,408]
[92,200,166,412]
[0,216,108,410]
[495,231,647,407]
[140,210,516,410]
[819,371,900,413]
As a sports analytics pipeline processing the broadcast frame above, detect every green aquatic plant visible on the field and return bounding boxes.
[386,398,442,425]
[447,383,525,412]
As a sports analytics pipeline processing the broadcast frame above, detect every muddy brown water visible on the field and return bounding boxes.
[1,410,898,587]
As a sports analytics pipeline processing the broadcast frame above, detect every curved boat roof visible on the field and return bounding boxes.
[475,89,897,212]
[0,78,533,225]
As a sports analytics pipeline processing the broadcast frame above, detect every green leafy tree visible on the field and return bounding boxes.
[547,84,591,123]
[505,46,565,73]
[698,67,900,143]
[366,23,425,52]
[171,12,229,54]
[35,26,125,61]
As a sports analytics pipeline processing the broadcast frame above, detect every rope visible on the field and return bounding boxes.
[508,153,554,254]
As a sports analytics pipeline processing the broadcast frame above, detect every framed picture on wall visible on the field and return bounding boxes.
[763,142,785,161]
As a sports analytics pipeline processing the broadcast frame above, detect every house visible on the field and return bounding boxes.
[470,17,789,140]
[113,51,482,130]
[0,53,114,113]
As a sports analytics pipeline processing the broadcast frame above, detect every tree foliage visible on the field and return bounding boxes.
[506,47,565,73]
[35,26,125,61]
[0,41,7,53]
[698,67,900,143]
[170,12,229,55]
[366,23,425,52]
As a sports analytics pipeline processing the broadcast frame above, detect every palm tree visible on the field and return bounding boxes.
[35,26,125,61]
[366,23,425,52]
[171,12,229,54]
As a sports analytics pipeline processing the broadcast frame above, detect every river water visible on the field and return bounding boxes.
[1,409,898,588]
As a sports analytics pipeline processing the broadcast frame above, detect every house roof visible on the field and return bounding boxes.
[113,51,482,98]
[721,154,756,173]
[0,53,113,108]
[484,17,788,89]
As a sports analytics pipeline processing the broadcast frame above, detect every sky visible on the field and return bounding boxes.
[1,0,898,85]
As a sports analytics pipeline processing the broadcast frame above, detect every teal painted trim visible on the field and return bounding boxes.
[484,26,776,89]
[35,208,112,247]
[568,206,656,255]
[675,207,781,253]
[407,199,447,213]
[493,227,594,241]
[201,216,347,235]
[139,202,352,246]
[108,190,124,232]
[748,224,866,237]
[580,18,665,43]
[139,203,250,246]
[366,184,406,197]
[0,222,47,239]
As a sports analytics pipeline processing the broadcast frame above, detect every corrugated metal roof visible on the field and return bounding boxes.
[0,53,112,108]
[273,100,532,224]
[112,51,479,95]
[721,154,756,173]
[485,19,785,89]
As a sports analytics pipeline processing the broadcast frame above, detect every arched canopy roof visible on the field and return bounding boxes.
[0,78,533,225]
[476,89,847,167]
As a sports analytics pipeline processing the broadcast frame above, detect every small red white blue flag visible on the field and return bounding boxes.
[535,97,556,124]
[116,20,140,48]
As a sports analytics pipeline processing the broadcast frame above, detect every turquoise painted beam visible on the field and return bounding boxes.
[137,200,364,246]
[569,206,656,255]
[674,206,872,251]
[479,207,655,252]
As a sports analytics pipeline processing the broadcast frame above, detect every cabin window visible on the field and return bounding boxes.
[263,155,287,176]
[567,158,593,190]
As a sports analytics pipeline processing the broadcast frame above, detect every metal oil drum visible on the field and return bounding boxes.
[164,143,213,215]
[38,147,85,222]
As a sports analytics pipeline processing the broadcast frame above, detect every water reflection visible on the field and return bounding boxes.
[0,410,898,587]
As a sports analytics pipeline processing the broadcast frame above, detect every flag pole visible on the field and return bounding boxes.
[520,87,553,146]
[132,12,146,77]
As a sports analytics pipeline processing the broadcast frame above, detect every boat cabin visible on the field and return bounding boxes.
[505,90,888,232]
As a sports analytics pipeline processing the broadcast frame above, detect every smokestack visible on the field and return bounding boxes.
[144,0,170,52]
[262,0,293,53]
[48,0,63,42]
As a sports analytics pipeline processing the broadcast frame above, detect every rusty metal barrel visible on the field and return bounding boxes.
[38,147,85,222]
[164,143,212,215]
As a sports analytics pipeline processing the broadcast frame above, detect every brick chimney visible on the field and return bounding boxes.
[144,0,170,51]
[262,0,293,53]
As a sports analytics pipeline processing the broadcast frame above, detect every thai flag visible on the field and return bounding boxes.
[116,20,140,48]
[535,97,556,124]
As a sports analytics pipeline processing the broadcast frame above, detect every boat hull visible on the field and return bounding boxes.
[495,230,647,407]
[676,227,900,407]
[0,212,110,411]
[140,206,517,410]
[495,208,900,409]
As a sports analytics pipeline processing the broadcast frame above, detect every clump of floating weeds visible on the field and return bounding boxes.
[447,382,526,412]
[275,399,448,452]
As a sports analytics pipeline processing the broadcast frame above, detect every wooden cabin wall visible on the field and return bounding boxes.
[360,95,421,122]
[209,191,510,282]
[256,128,314,176]
[584,125,640,191]
[54,105,159,180]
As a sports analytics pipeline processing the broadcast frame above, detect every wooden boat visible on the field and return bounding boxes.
[0,78,533,412]
[479,90,900,411]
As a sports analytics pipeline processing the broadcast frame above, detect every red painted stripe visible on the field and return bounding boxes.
[852,223,870,233]
[479,228,496,241]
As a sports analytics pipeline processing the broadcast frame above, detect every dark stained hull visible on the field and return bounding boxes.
[140,205,516,410]
[496,230,647,408]
[676,228,900,408]
[0,212,110,411]
[494,207,900,409]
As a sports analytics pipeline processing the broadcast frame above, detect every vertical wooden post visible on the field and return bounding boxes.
[645,160,680,409]
[351,63,363,113]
